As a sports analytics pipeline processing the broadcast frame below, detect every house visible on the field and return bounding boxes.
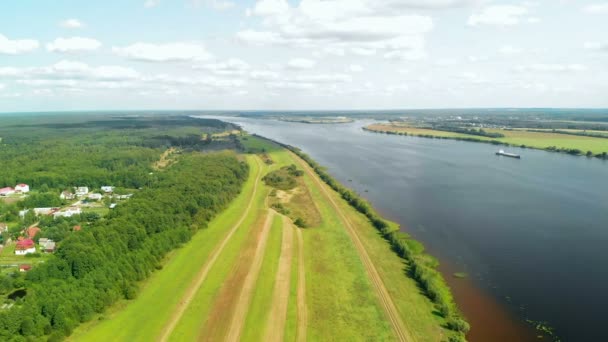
[101,186,114,193]
[14,184,29,193]
[34,207,57,216]
[18,209,29,218]
[75,186,89,196]
[39,239,56,253]
[26,227,41,239]
[15,239,35,255]
[19,264,32,272]
[0,187,15,196]
[88,193,103,201]
[109,203,117,209]
[60,190,75,200]
[73,225,81,231]
[53,207,81,218]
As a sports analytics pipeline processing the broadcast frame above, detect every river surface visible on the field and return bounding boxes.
[205,116,608,341]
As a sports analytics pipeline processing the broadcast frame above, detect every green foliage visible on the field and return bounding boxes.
[262,164,303,190]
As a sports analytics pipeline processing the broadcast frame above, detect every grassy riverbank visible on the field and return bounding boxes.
[73,133,464,341]
[365,123,608,158]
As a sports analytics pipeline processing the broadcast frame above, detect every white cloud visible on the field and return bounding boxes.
[208,0,235,10]
[527,17,541,24]
[195,58,250,75]
[584,42,608,51]
[287,58,316,69]
[582,3,608,14]
[47,37,102,53]
[112,42,212,62]
[349,64,364,72]
[144,0,160,8]
[239,0,433,60]
[0,60,140,82]
[499,45,523,54]
[0,84,5,91]
[60,19,84,29]
[0,34,39,54]
[514,64,588,73]
[468,5,529,26]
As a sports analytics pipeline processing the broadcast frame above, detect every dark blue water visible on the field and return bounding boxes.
[207,116,608,341]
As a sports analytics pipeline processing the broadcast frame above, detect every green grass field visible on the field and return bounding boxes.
[367,124,608,154]
[71,135,451,342]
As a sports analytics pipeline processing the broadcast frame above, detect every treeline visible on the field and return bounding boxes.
[526,129,608,140]
[279,142,469,341]
[364,127,608,160]
[0,152,248,341]
[433,125,505,138]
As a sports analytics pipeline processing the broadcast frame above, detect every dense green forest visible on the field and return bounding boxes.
[0,114,247,341]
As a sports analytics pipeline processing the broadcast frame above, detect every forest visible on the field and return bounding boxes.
[0,114,247,341]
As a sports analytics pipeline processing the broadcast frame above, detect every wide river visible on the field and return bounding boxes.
[207,116,608,341]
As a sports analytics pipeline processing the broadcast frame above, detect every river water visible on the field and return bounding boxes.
[205,116,608,341]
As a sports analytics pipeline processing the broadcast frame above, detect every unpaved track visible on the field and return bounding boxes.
[158,157,262,342]
[295,226,307,342]
[264,216,295,342]
[225,210,276,342]
[291,151,414,342]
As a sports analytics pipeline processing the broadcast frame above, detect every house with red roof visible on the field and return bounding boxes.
[0,187,15,196]
[15,239,35,255]
[19,264,32,272]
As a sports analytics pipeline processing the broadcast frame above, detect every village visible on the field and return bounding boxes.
[0,183,133,277]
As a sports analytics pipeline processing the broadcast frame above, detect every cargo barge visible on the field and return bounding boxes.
[496,149,521,159]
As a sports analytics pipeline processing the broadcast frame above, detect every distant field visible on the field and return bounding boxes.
[366,124,608,154]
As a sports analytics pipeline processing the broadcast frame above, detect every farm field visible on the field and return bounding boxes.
[72,135,453,341]
[366,123,608,154]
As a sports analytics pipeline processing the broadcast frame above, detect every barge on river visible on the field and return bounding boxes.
[495,149,521,159]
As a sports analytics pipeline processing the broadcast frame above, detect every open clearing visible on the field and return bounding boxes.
[367,123,608,154]
[73,135,451,342]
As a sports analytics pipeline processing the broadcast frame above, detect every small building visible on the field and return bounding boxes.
[33,207,57,216]
[53,207,81,218]
[14,184,30,193]
[26,227,41,239]
[101,186,115,193]
[19,264,32,272]
[15,239,35,255]
[39,239,56,253]
[75,186,89,196]
[109,203,117,209]
[60,190,75,200]
[73,225,82,231]
[0,187,15,196]
[88,193,103,201]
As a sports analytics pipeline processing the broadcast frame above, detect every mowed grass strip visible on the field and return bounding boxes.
[168,172,271,341]
[276,150,394,341]
[241,214,284,341]
[71,155,261,342]
[366,124,608,154]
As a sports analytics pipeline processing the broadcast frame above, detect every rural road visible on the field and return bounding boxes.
[158,156,262,342]
[291,151,414,342]
[225,209,275,342]
[264,215,295,342]
[295,225,307,342]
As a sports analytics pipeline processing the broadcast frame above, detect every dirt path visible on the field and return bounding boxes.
[225,210,275,342]
[291,151,414,342]
[295,225,307,342]
[263,215,295,342]
[158,157,262,342]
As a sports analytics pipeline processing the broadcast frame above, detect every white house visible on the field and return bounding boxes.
[88,193,103,201]
[15,239,36,255]
[75,187,89,196]
[14,184,30,193]
[101,186,114,193]
[53,207,81,218]
[60,190,75,200]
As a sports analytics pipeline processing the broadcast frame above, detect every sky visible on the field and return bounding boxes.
[0,0,607,112]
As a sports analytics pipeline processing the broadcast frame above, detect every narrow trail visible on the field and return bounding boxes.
[263,215,295,342]
[158,157,262,342]
[295,226,307,342]
[225,210,276,342]
[291,151,414,342]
